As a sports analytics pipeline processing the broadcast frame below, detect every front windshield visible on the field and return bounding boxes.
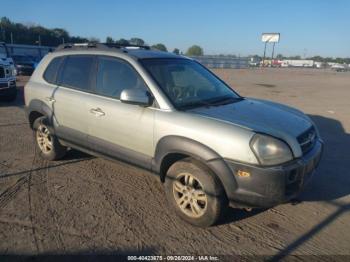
[141,58,241,109]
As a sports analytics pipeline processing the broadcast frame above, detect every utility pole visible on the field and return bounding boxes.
[262,41,267,67]
[10,32,13,44]
[271,42,276,60]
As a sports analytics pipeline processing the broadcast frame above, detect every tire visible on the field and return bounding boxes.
[33,116,67,161]
[164,158,227,227]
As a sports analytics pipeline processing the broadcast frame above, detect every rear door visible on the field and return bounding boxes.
[85,56,155,169]
[52,55,96,148]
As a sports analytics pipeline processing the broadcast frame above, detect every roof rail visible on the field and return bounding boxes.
[54,42,150,52]
[55,42,98,51]
[102,43,150,50]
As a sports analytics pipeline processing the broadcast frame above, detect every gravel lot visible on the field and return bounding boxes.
[0,68,349,259]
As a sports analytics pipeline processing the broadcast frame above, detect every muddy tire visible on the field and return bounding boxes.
[164,158,227,227]
[33,116,67,161]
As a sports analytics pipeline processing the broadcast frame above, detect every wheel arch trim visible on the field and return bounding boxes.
[153,135,238,199]
[26,99,55,130]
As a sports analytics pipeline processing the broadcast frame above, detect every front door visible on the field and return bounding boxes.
[86,56,154,169]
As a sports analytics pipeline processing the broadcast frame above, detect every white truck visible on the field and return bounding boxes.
[0,42,17,101]
[331,63,348,72]
[281,60,314,68]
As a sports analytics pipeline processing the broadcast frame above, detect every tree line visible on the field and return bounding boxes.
[0,17,204,56]
[3,16,347,63]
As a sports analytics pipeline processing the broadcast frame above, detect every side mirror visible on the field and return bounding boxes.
[120,88,153,107]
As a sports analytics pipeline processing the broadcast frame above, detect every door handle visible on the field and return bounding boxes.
[89,108,105,116]
[45,97,56,102]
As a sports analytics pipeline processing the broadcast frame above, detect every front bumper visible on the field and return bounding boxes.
[226,139,323,208]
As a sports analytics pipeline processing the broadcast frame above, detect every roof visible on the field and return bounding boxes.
[53,43,183,60]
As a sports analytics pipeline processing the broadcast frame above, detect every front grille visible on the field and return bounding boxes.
[0,66,5,78]
[297,126,317,154]
[0,82,8,88]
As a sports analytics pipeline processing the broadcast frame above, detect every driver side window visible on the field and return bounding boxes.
[96,56,147,99]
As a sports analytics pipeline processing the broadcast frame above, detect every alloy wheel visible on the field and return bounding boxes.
[36,124,53,154]
[173,172,208,218]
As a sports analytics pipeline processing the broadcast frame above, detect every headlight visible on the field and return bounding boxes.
[250,134,293,166]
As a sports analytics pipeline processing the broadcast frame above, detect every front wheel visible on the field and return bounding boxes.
[164,158,227,227]
[33,116,67,160]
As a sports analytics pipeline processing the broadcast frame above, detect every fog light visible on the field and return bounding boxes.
[237,170,250,177]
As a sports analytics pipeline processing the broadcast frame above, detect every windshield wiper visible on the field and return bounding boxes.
[209,96,244,106]
[178,96,244,110]
[178,100,213,110]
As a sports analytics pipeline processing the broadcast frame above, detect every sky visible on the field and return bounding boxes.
[1,0,349,57]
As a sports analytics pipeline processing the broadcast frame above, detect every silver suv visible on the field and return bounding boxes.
[24,43,323,227]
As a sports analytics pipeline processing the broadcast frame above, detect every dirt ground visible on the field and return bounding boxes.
[0,68,349,259]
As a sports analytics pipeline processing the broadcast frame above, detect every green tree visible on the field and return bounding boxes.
[287,55,301,60]
[129,37,145,46]
[185,45,203,56]
[52,28,69,44]
[106,36,114,43]
[88,37,100,43]
[116,38,129,45]
[151,43,167,52]
[276,54,284,60]
[0,16,91,46]
[308,56,324,62]
[172,48,180,55]
[335,57,345,64]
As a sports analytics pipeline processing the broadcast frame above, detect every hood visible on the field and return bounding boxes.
[0,58,11,66]
[188,98,312,139]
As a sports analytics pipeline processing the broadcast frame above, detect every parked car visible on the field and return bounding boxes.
[0,42,17,76]
[0,43,17,101]
[26,55,42,68]
[331,63,348,72]
[24,43,323,227]
[12,55,35,75]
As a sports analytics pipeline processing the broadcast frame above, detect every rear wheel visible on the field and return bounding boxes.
[164,158,227,227]
[33,116,67,160]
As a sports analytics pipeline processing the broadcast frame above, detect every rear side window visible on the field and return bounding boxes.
[95,56,148,99]
[43,57,63,84]
[59,55,95,91]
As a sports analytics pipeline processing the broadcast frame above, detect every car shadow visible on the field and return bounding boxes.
[0,84,25,108]
[299,114,350,202]
[218,207,267,225]
[61,148,93,161]
[270,114,350,259]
